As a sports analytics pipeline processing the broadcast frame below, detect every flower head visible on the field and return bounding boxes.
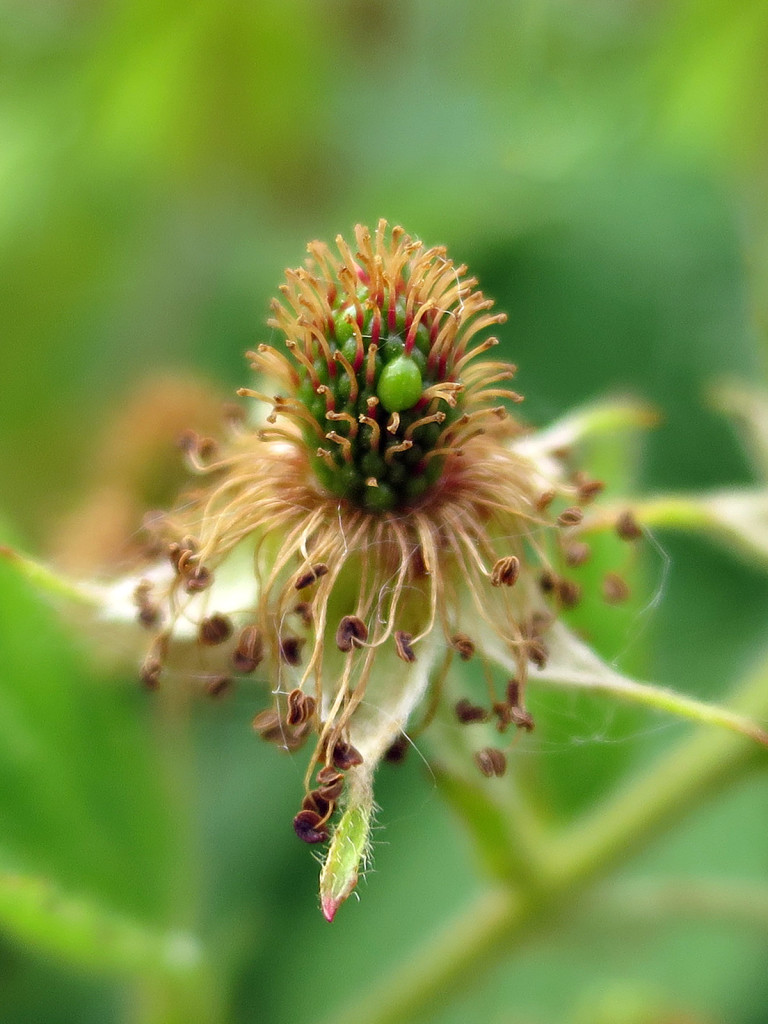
[136,225,614,901]
[121,221,619,914]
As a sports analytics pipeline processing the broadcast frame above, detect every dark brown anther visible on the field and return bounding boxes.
[198,613,233,646]
[198,437,218,461]
[384,735,409,763]
[455,698,489,724]
[302,790,331,819]
[616,509,643,540]
[167,536,198,577]
[574,474,605,503]
[233,625,263,673]
[294,563,329,590]
[252,708,284,744]
[450,633,475,661]
[168,543,183,573]
[394,630,416,662]
[535,490,556,512]
[317,765,344,786]
[530,611,552,634]
[336,615,368,652]
[133,580,159,628]
[505,681,536,731]
[140,656,162,691]
[539,569,557,593]
[490,555,520,587]
[316,774,345,802]
[564,541,591,567]
[293,601,313,627]
[205,675,233,698]
[332,741,364,770]
[603,572,631,604]
[279,635,304,666]
[178,430,217,463]
[474,747,507,778]
[557,506,584,528]
[293,809,329,844]
[511,707,535,732]
[286,688,316,726]
[184,565,213,593]
[556,579,582,608]
[526,639,548,669]
[520,620,549,668]
[493,702,514,731]
[137,605,159,628]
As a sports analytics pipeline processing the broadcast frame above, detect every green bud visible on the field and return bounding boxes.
[319,797,372,922]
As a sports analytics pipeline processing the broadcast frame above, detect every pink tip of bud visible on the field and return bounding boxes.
[321,895,341,923]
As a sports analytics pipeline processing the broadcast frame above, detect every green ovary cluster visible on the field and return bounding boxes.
[295,303,461,511]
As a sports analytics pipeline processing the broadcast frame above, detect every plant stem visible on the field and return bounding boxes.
[585,878,768,933]
[328,655,768,1024]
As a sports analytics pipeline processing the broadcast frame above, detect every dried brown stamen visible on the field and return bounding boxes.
[293,809,329,844]
[332,741,364,771]
[455,698,489,723]
[474,747,507,778]
[286,688,316,726]
[564,541,591,567]
[233,625,264,674]
[573,473,605,503]
[184,565,213,593]
[317,765,344,786]
[301,790,332,819]
[490,555,520,587]
[556,579,582,609]
[168,537,197,575]
[493,701,514,731]
[535,490,556,512]
[335,615,369,652]
[450,633,475,661]
[316,774,345,802]
[279,636,305,666]
[539,569,557,593]
[293,601,313,627]
[252,708,282,740]
[205,675,233,698]
[603,572,631,604]
[133,580,159,628]
[198,613,233,646]
[384,735,410,763]
[616,509,643,540]
[140,656,162,690]
[294,563,329,590]
[557,507,584,528]
[504,681,535,731]
[394,631,416,663]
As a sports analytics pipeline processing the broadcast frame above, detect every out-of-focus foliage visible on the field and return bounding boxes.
[3,2,768,1022]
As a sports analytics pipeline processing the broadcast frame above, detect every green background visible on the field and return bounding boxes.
[2,1,768,1022]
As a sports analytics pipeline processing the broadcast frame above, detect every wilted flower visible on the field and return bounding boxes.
[9,221,766,920]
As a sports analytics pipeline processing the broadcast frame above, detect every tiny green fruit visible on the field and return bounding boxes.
[376,355,423,413]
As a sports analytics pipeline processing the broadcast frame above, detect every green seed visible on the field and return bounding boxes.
[377,355,423,413]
